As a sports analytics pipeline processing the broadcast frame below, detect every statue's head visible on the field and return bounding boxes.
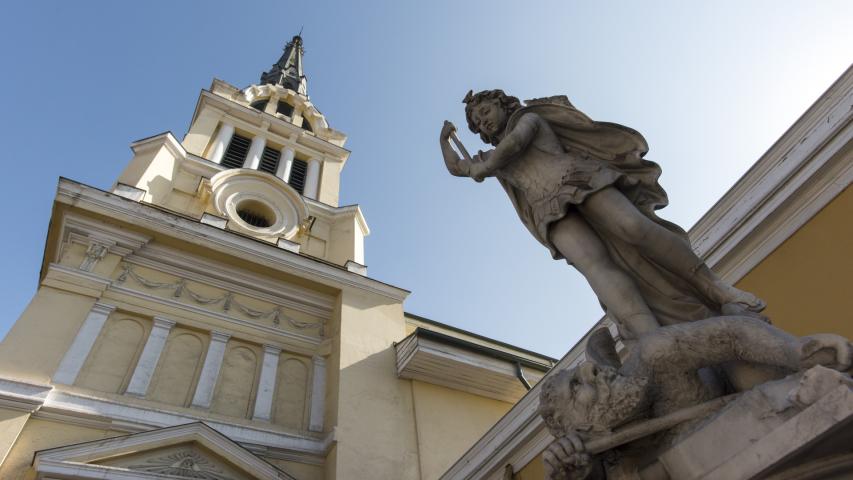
[463,89,522,146]
[538,361,651,437]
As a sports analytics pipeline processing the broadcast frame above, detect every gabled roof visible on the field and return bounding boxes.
[34,422,296,480]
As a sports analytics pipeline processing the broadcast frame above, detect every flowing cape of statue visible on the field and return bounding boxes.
[503,96,717,328]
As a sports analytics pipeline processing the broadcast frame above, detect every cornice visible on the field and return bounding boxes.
[0,376,334,457]
[54,178,409,302]
[690,64,853,279]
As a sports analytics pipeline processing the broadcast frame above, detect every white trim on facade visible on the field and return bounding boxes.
[125,316,176,396]
[191,331,231,409]
[33,422,298,480]
[253,345,282,421]
[54,179,408,302]
[0,377,331,456]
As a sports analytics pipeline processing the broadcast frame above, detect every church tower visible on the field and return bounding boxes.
[0,35,554,480]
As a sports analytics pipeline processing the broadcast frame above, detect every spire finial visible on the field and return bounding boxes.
[260,32,308,96]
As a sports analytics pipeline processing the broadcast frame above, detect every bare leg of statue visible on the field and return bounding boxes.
[549,213,659,337]
[579,187,765,312]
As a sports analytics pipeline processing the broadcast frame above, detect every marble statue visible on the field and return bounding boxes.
[537,318,852,479]
[439,91,765,339]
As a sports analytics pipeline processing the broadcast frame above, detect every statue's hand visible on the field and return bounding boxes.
[543,433,593,480]
[440,120,456,142]
[800,334,853,371]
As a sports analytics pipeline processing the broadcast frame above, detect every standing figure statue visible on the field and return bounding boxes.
[439,90,766,339]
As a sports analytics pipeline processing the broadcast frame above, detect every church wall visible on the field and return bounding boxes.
[0,286,95,383]
[116,141,179,206]
[183,106,224,157]
[272,353,311,429]
[332,289,420,480]
[147,327,209,406]
[0,410,30,466]
[514,453,545,479]
[735,186,852,338]
[411,380,514,480]
[211,341,261,418]
[318,160,341,207]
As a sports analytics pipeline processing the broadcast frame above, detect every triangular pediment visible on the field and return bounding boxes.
[34,422,295,479]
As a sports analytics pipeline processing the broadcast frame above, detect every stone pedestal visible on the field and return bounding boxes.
[658,366,853,480]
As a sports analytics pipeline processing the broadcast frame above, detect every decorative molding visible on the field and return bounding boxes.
[34,422,298,480]
[210,168,309,240]
[54,179,409,302]
[106,284,322,352]
[131,243,334,318]
[117,263,321,331]
[690,64,853,279]
[42,263,112,297]
[0,377,52,413]
[57,212,151,268]
[128,449,229,479]
[34,386,330,454]
[0,376,332,462]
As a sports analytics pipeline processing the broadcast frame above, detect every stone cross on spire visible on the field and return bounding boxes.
[261,34,308,96]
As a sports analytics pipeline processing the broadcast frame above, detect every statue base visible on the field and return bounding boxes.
[658,366,853,479]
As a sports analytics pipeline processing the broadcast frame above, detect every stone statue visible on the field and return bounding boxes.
[536,318,852,479]
[439,91,765,339]
[440,91,853,479]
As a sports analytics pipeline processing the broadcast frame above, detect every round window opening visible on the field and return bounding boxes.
[235,200,276,228]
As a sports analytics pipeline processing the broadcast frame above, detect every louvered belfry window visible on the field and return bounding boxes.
[288,159,308,194]
[220,134,251,169]
[258,146,281,175]
[277,101,294,117]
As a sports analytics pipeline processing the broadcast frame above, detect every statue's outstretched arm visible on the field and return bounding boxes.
[638,316,851,374]
[439,121,472,178]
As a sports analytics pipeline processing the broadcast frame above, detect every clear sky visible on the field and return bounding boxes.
[0,1,850,358]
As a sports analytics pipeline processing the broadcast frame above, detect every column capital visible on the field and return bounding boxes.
[263,344,282,355]
[152,316,176,329]
[90,302,117,316]
[312,355,326,366]
[210,331,232,343]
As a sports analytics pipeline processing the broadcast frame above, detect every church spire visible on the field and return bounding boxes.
[260,34,308,96]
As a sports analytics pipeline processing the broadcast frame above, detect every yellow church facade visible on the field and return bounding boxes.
[0,36,554,480]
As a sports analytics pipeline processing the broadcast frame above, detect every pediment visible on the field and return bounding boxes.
[34,422,295,480]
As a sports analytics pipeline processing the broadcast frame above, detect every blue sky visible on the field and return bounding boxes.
[0,1,850,358]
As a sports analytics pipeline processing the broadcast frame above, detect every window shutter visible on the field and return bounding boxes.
[220,134,251,169]
[288,159,308,194]
[258,146,281,175]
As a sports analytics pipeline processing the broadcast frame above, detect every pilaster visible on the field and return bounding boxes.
[252,345,281,421]
[190,331,231,409]
[52,302,117,385]
[125,316,176,396]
